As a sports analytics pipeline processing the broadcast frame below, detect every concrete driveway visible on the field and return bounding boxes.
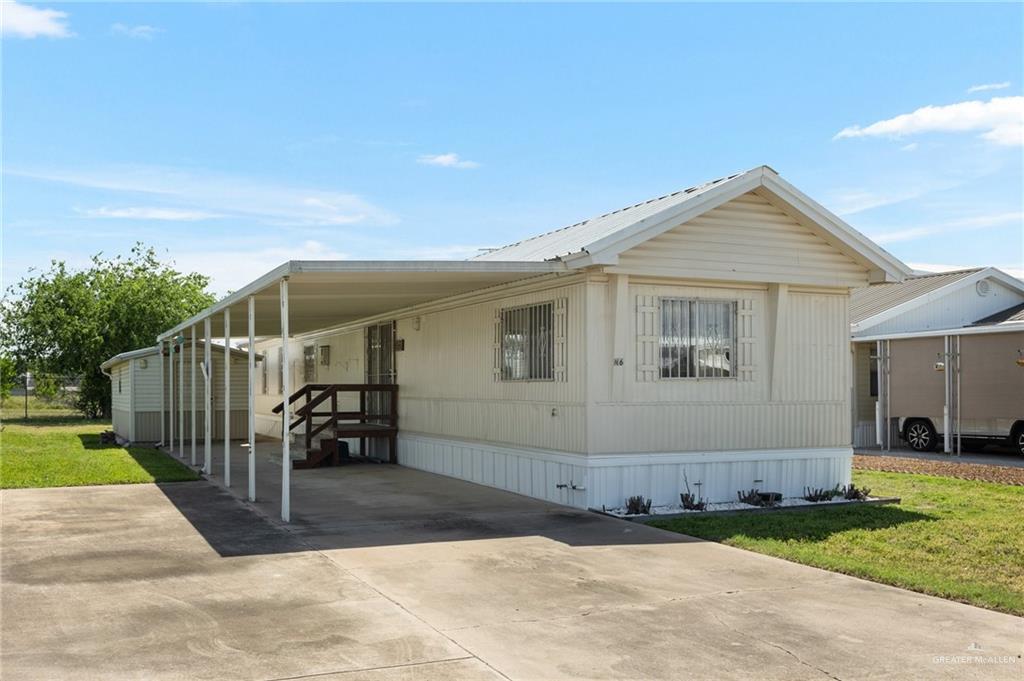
[2,458,1021,680]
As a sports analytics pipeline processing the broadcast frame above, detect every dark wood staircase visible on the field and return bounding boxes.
[272,383,398,469]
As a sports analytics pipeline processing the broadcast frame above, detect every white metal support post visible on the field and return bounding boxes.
[204,317,212,474]
[280,277,291,522]
[943,335,952,454]
[190,326,197,466]
[169,338,175,452]
[224,308,232,488]
[178,334,184,456]
[248,295,257,502]
[159,339,165,445]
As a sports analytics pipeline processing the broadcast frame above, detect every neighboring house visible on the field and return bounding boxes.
[101,344,252,443]
[145,166,910,521]
[850,267,1024,453]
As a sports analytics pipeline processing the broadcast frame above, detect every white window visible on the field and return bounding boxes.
[660,298,736,379]
[500,302,554,381]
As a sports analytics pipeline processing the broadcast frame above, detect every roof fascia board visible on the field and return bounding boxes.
[572,169,765,266]
[759,173,911,281]
[851,268,1007,334]
[854,320,1024,342]
[157,260,567,341]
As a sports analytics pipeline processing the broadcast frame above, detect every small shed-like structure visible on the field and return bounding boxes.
[101,343,252,444]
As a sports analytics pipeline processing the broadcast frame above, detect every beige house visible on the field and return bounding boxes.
[141,166,909,521]
[850,267,1024,453]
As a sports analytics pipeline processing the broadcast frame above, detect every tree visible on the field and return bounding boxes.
[1,245,216,418]
[0,355,17,406]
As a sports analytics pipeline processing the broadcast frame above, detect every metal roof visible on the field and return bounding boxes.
[849,268,983,325]
[101,342,256,370]
[973,301,1024,326]
[474,172,743,262]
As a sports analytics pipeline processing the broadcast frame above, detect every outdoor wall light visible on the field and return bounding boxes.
[1016,349,1024,368]
[934,353,945,372]
[139,359,148,369]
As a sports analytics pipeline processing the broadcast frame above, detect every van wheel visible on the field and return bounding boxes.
[905,420,937,452]
[1015,427,1024,456]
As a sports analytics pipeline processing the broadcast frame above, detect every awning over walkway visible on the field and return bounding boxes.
[157,260,567,340]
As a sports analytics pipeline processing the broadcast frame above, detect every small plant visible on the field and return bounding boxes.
[680,471,707,511]
[737,488,779,507]
[625,495,652,515]
[841,483,871,501]
[803,485,841,502]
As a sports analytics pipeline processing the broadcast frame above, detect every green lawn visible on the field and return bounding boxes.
[649,470,1024,615]
[1,420,200,489]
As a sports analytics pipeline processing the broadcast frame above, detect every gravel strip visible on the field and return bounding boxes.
[853,454,1024,486]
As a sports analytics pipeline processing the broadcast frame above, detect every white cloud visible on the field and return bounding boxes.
[967,81,1010,94]
[110,23,161,40]
[417,153,480,169]
[834,96,1024,147]
[1,1,72,38]
[900,142,918,152]
[867,211,1023,245]
[172,240,350,294]
[8,165,397,227]
[76,206,221,221]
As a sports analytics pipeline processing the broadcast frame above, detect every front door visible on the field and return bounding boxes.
[365,321,396,426]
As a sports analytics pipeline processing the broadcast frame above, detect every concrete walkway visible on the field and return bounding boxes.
[3,445,1022,680]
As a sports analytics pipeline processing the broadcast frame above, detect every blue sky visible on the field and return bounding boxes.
[3,1,1022,294]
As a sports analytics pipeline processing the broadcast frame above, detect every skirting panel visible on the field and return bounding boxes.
[853,421,876,448]
[398,433,852,510]
[398,433,590,508]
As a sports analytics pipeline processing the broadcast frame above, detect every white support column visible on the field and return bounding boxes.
[943,335,952,454]
[178,334,184,457]
[224,309,232,487]
[159,339,165,445]
[248,295,256,502]
[204,317,212,474]
[280,277,291,523]
[190,326,197,466]
[169,338,175,452]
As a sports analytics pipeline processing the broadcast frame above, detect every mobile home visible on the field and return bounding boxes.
[850,267,1024,453]
[140,166,911,520]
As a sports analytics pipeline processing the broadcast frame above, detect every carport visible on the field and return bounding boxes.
[154,260,565,521]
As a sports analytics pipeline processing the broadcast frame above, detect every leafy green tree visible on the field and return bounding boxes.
[1,245,215,418]
[0,355,18,406]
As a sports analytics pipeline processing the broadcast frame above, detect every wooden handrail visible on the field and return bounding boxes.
[272,383,399,456]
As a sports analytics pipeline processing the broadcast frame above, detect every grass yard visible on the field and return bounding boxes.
[1,420,200,489]
[649,470,1024,615]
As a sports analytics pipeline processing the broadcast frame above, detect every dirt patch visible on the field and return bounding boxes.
[854,454,1024,486]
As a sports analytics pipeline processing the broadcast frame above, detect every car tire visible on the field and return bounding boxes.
[1014,426,1024,457]
[905,419,938,452]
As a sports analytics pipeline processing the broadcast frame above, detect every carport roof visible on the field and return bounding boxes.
[156,260,567,341]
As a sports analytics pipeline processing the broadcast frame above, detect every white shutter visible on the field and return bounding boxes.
[493,309,503,382]
[636,295,659,382]
[552,297,568,382]
[737,298,755,382]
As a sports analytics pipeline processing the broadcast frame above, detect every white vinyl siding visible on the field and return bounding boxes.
[615,191,869,288]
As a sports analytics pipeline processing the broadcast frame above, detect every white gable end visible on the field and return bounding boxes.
[614,191,869,287]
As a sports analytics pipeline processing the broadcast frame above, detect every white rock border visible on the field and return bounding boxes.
[593,495,901,521]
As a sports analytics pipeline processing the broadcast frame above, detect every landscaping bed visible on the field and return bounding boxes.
[854,454,1024,486]
[594,494,899,521]
[648,469,1024,615]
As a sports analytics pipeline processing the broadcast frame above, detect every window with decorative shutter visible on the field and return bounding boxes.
[659,298,737,379]
[552,297,568,382]
[736,299,756,382]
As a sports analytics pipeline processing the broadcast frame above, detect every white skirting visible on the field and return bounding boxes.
[853,421,876,448]
[398,432,853,510]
